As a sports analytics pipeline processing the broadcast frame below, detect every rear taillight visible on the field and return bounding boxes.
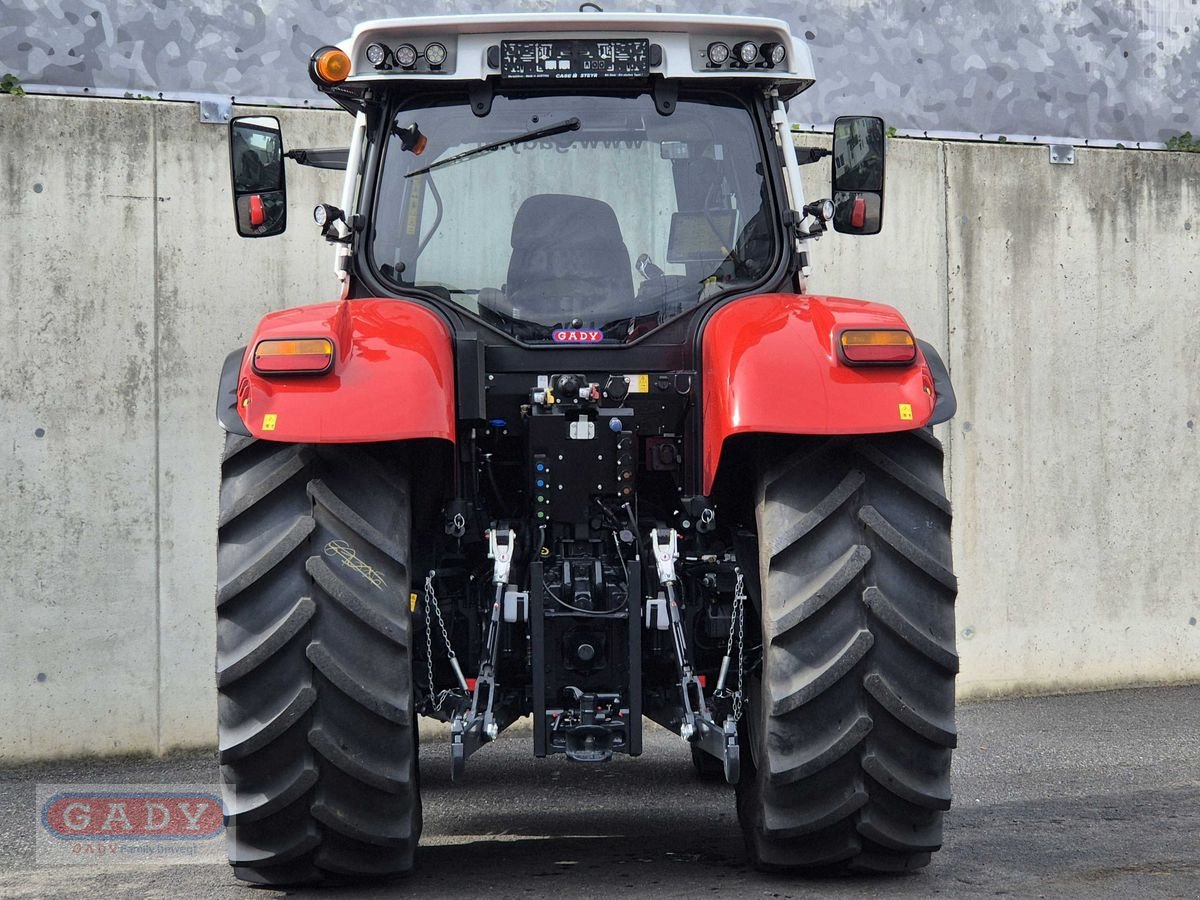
[253,338,334,374]
[839,329,916,365]
[851,197,867,229]
[248,194,265,227]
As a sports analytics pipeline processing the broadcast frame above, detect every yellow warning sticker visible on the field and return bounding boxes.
[410,592,418,612]
[898,404,913,421]
[628,374,649,394]
[262,413,277,431]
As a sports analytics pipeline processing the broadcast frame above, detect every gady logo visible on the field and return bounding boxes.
[552,329,604,343]
[41,792,223,840]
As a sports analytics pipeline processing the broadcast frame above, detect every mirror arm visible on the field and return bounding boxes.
[285,147,349,171]
[795,147,831,166]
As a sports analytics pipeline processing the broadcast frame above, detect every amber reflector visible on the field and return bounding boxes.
[253,338,334,374]
[840,329,916,364]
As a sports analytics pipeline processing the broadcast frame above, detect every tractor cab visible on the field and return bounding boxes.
[228,13,885,339]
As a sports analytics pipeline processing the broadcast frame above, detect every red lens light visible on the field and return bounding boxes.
[248,194,265,227]
[840,330,916,364]
[851,197,867,229]
[253,338,334,374]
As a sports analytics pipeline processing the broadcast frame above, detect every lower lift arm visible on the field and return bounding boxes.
[652,528,740,784]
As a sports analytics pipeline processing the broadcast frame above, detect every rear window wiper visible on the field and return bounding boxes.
[405,117,581,178]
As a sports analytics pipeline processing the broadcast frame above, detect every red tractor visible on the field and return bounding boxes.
[218,11,957,884]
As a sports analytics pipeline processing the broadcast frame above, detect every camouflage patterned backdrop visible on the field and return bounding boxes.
[1,0,1197,145]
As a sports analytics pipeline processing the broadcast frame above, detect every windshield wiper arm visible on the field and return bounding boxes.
[405,117,581,178]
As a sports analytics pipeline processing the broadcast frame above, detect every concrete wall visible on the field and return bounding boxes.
[0,95,346,759]
[1,94,1197,760]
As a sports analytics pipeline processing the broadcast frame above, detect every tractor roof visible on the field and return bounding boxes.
[334,13,814,98]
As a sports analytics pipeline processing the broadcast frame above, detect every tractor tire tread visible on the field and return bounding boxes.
[769,628,873,716]
[862,586,959,674]
[218,444,313,528]
[217,437,419,885]
[216,516,315,607]
[738,432,957,873]
[216,596,315,686]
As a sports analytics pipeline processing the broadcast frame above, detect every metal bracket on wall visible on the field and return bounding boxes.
[199,99,233,124]
[1048,144,1075,165]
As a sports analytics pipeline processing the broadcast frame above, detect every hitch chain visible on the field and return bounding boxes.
[715,568,746,721]
[423,571,468,712]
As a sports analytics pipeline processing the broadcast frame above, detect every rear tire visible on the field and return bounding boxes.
[216,435,421,885]
[736,431,957,872]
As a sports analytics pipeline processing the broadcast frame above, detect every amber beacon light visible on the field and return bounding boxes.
[311,46,352,84]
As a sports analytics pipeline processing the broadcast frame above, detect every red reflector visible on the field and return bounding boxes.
[698,674,707,688]
[851,196,866,229]
[248,194,265,227]
[840,330,917,364]
[466,678,477,692]
[253,338,334,374]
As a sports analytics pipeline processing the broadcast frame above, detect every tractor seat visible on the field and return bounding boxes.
[504,193,636,324]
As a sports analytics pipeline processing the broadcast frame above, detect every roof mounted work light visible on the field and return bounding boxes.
[761,42,786,66]
[395,43,418,69]
[365,42,389,67]
[706,42,730,66]
[733,41,759,65]
[424,42,448,67]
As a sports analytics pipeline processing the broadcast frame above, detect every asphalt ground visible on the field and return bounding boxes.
[1,684,1198,899]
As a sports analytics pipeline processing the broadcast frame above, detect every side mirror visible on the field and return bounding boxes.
[830,115,885,235]
[229,116,287,237]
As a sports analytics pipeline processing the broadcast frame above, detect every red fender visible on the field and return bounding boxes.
[701,293,938,493]
[236,298,455,444]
